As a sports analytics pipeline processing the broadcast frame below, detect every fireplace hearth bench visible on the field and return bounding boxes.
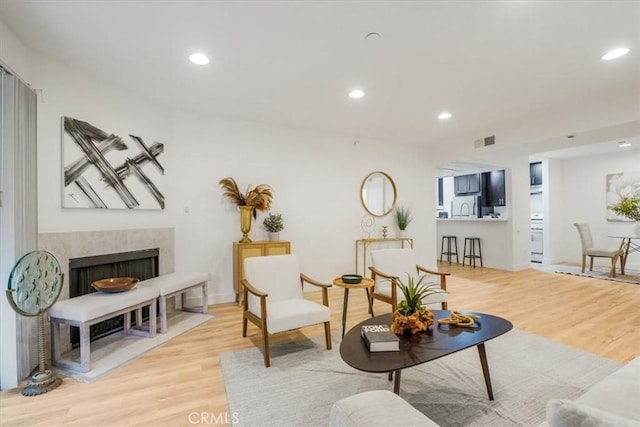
[49,272,209,373]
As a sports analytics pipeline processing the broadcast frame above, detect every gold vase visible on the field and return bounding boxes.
[239,206,254,243]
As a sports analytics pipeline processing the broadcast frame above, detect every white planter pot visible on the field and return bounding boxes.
[268,232,280,242]
[399,230,407,238]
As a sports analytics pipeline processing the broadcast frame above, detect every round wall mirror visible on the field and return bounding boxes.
[360,171,397,217]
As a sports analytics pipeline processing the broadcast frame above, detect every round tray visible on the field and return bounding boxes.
[91,277,139,293]
[341,274,363,284]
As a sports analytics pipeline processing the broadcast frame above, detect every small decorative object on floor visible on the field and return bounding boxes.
[6,250,64,396]
[381,225,388,239]
[390,274,443,335]
[361,324,399,352]
[263,212,284,242]
[218,177,273,243]
[438,311,480,328]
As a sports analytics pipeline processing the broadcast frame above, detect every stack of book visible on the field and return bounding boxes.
[361,324,400,352]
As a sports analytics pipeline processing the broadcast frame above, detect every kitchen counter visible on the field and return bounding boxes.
[437,218,511,270]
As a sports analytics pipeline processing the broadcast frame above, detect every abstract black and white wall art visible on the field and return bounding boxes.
[606,171,640,221]
[62,116,165,210]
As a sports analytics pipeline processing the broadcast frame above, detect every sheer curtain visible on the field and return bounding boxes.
[0,65,38,389]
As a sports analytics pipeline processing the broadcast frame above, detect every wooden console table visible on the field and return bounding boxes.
[355,238,413,275]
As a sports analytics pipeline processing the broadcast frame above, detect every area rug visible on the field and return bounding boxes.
[553,264,640,284]
[55,311,213,383]
[221,330,621,427]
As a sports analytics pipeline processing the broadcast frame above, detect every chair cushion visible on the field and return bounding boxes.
[330,390,439,427]
[370,248,417,290]
[245,255,303,315]
[49,286,159,322]
[259,299,330,334]
[584,248,618,257]
[138,271,209,296]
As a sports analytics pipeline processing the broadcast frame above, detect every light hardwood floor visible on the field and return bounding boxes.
[1,263,638,426]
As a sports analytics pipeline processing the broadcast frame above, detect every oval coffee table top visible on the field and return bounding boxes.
[340,310,513,374]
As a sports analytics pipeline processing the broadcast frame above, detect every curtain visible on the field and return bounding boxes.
[0,65,39,386]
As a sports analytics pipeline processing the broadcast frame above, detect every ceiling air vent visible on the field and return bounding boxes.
[474,136,496,148]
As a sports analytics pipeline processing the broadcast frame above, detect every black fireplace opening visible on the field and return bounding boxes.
[68,248,159,348]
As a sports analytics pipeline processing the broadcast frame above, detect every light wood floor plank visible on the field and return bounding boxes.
[0,263,638,426]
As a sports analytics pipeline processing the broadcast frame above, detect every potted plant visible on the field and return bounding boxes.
[390,274,444,335]
[263,213,284,241]
[609,195,640,235]
[394,205,413,237]
[218,177,273,243]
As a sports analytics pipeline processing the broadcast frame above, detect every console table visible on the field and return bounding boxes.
[355,238,413,275]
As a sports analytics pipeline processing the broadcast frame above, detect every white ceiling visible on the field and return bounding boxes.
[1,1,638,148]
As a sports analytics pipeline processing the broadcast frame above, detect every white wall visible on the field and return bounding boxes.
[170,111,436,302]
[552,149,640,269]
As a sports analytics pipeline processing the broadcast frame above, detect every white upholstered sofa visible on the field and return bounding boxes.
[330,357,640,427]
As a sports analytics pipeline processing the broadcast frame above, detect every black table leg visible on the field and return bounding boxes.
[365,288,374,317]
[477,343,494,400]
[393,369,402,394]
[341,288,350,338]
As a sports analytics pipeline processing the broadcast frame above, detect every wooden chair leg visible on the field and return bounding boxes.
[262,319,270,367]
[242,313,248,337]
[581,255,586,272]
[441,301,448,310]
[589,256,594,271]
[324,322,332,350]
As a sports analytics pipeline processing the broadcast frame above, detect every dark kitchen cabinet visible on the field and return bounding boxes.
[486,170,506,206]
[530,162,542,186]
[454,173,481,195]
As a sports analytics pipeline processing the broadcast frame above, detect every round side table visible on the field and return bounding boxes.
[332,277,375,337]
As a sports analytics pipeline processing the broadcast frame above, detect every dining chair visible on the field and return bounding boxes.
[573,222,620,276]
[242,254,331,367]
[368,248,449,312]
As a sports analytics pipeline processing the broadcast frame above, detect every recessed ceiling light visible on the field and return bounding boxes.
[602,48,630,61]
[189,53,210,65]
[438,112,452,120]
[567,135,575,139]
[349,89,365,99]
[618,141,631,148]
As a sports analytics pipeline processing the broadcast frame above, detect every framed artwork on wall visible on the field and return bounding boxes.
[606,171,640,221]
[62,116,165,210]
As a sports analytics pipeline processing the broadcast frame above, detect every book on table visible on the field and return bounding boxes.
[361,325,400,352]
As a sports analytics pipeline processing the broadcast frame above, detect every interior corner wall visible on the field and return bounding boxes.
[555,149,640,269]
[543,159,565,264]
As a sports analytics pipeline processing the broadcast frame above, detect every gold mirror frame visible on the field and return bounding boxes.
[360,171,397,217]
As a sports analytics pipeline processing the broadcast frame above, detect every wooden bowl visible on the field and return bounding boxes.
[91,277,139,293]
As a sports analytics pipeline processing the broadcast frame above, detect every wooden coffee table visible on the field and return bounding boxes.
[339,311,513,399]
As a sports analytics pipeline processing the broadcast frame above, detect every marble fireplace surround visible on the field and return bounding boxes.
[38,228,175,354]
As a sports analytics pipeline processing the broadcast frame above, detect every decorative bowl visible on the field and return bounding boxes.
[341,274,363,284]
[91,277,139,293]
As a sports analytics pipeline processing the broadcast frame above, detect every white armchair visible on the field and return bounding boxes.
[368,248,449,312]
[242,254,332,367]
[573,222,620,277]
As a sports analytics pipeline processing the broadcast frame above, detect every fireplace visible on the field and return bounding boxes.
[68,249,159,347]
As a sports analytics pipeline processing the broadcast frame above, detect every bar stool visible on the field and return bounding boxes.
[463,237,483,268]
[440,235,459,264]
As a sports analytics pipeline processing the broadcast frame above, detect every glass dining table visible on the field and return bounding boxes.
[609,234,640,276]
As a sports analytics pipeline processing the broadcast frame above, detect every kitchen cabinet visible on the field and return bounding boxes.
[486,170,506,206]
[530,162,542,186]
[233,241,290,301]
[454,173,481,195]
